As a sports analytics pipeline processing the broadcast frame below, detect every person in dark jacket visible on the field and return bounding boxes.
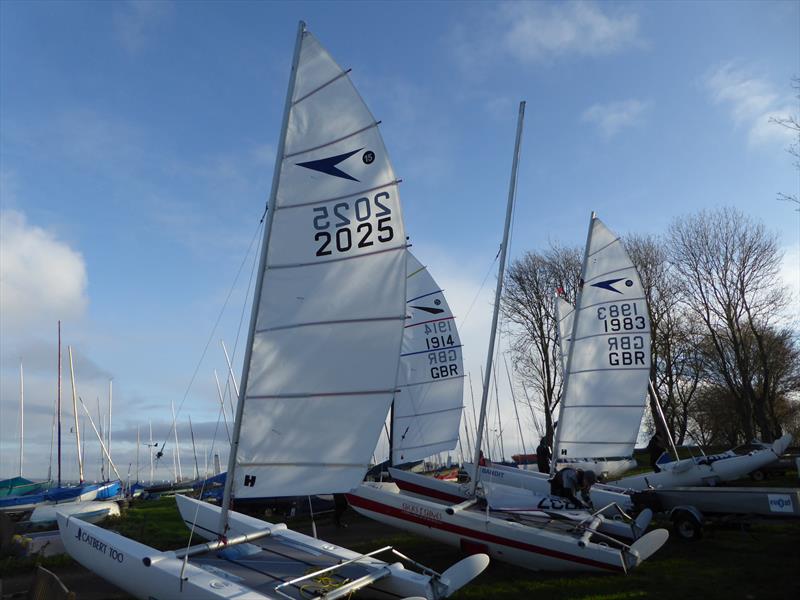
[647,433,666,472]
[536,437,551,473]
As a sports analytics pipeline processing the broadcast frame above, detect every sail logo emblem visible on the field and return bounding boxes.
[297,148,371,182]
[591,278,633,294]
[243,474,257,487]
[411,305,444,315]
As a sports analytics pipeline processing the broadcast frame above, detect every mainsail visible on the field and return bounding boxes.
[392,252,464,464]
[552,215,651,462]
[229,26,407,500]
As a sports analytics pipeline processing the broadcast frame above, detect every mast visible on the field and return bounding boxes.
[68,346,85,483]
[57,321,62,487]
[492,360,505,461]
[149,421,154,484]
[136,425,140,483]
[649,381,680,459]
[19,360,24,478]
[108,379,113,480]
[550,212,595,476]
[470,101,525,495]
[220,340,239,417]
[171,400,183,482]
[503,353,528,461]
[219,20,306,536]
[189,415,200,480]
[388,402,395,466]
[213,370,232,443]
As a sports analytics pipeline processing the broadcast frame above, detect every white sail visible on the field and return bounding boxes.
[392,252,464,464]
[555,296,574,378]
[553,216,651,461]
[233,28,407,499]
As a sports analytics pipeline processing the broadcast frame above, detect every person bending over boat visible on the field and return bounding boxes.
[550,467,596,507]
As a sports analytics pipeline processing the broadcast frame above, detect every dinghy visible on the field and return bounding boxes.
[58,21,488,599]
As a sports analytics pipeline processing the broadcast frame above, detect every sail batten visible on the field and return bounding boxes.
[228,26,408,501]
[391,252,464,465]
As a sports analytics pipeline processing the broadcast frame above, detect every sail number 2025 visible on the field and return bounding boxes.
[312,192,394,257]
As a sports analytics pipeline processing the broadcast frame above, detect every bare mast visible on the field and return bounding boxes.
[68,346,85,483]
[469,101,526,495]
[19,360,24,478]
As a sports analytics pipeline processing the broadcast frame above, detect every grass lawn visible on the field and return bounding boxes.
[3,475,799,599]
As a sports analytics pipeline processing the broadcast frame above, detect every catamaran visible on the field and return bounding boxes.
[349,106,669,572]
[58,21,487,599]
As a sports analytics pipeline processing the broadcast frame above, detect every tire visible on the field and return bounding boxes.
[672,511,703,541]
[750,469,766,482]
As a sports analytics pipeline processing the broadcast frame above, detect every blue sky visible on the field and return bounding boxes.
[1,1,798,480]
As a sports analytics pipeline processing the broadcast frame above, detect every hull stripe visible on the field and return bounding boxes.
[346,492,625,573]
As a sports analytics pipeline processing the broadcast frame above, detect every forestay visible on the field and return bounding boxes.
[233,28,407,499]
[392,252,464,464]
[553,216,651,461]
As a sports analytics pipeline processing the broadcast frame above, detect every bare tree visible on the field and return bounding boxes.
[668,208,790,441]
[501,244,581,442]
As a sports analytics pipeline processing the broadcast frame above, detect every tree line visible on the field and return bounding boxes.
[501,207,800,450]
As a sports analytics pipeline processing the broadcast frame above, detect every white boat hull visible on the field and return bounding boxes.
[31,500,119,526]
[348,482,667,573]
[613,436,793,491]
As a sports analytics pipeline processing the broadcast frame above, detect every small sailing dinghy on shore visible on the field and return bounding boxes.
[58,21,487,600]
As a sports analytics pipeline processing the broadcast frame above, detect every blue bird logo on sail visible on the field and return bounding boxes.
[591,278,634,294]
[296,148,365,181]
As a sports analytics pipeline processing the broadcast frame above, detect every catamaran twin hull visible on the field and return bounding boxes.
[388,467,648,541]
[348,482,668,574]
[58,494,487,600]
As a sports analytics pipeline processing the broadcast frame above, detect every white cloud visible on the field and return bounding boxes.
[705,63,796,146]
[113,0,173,55]
[451,1,641,72]
[581,99,648,137]
[0,210,88,333]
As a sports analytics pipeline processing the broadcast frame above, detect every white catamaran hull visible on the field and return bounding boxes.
[348,482,667,574]
[174,495,484,599]
[31,500,119,526]
[390,468,644,540]
[613,435,793,491]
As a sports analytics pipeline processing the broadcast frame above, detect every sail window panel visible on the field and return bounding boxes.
[234,391,391,497]
[256,250,406,332]
[247,320,403,398]
[267,183,403,267]
[286,76,377,157]
[292,32,346,104]
[277,130,396,209]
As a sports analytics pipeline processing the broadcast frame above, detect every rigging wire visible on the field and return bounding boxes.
[156,214,265,461]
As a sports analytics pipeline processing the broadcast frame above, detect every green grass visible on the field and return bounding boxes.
[100,496,193,550]
[345,519,800,600]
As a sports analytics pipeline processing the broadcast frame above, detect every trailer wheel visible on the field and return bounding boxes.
[672,511,703,541]
[749,469,766,482]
